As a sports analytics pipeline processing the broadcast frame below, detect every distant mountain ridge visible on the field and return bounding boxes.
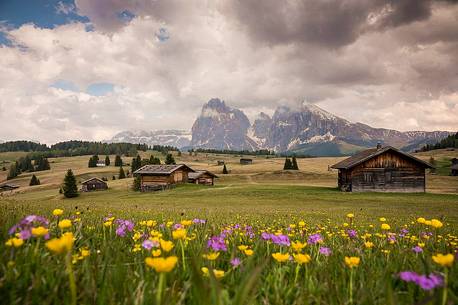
[109,99,452,156]
[109,130,191,148]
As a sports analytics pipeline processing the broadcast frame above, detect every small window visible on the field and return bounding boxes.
[385,171,392,183]
[364,172,373,182]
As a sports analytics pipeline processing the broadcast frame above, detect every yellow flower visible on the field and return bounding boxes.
[180,220,192,226]
[381,223,391,230]
[201,267,225,278]
[203,252,220,260]
[152,249,162,257]
[344,256,360,268]
[31,226,49,237]
[145,256,178,272]
[432,253,454,267]
[243,249,254,256]
[272,252,290,263]
[417,217,426,224]
[238,245,248,251]
[379,217,386,222]
[103,221,113,227]
[46,232,74,254]
[58,219,72,229]
[293,253,311,264]
[346,213,354,218]
[172,228,187,240]
[160,239,174,252]
[132,232,142,242]
[80,248,90,257]
[132,244,142,252]
[431,219,443,229]
[343,223,349,227]
[5,237,24,248]
[364,241,374,249]
[298,221,306,227]
[52,209,64,216]
[291,241,306,252]
[146,220,156,227]
[424,220,432,226]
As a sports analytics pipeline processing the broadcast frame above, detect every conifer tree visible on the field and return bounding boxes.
[7,163,19,180]
[119,166,126,179]
[133,175,142,191]
[165,153,176,165]
[292,156,299,170]
[114,155,123,167]
[283,157,292,170]
[105,155,110,166]
[222,164,228,174]
[62,169,78,198]
[29,174,40,186]
[112,175,116,180]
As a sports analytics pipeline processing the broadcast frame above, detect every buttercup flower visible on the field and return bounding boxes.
[432,253,454,267]
[45,232,74,254]
[145,256,178,272]
[381,223,391,230]
[201,267,225,278]
[430,219,443,229]
[58,219,72,229]
[53,209,64,216]
[172,228,187,240]
[5,237,24,248]
[291,241,306,252]
[344,256,360,268]
[293,253,311,264]
[272,252,290,263]
[160,239,174,252]
[31,226,49,237]
[203,252,220,260]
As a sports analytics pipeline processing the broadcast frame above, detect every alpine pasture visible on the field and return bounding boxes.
[1,150,457,305]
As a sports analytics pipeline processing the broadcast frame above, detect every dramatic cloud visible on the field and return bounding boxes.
[0,0,457,144]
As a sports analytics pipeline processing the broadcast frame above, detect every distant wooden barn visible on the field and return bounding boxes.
[240,158,253,165]
[0,183,19,192]
[331,145,433,193]
[133,164,194,192]
[188,170,218,186]
[81,178,108,192]
[451,163,458,176]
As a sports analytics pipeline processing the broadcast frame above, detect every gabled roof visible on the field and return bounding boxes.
[331,146,433,170]
[188,170,218,179]
[81,177,107,184]
[133,164,195,175]
[0,183,19,189]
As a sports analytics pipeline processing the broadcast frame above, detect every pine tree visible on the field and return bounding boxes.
[105,155,110,166]
[149,155,161,164]
[7,163,19,180]
[165,153,176,165]
[114,155,123,167]
[291,156,299,170]
[177,151,182,157]
[133,175,142,191]
[112,175,116,180]
[62,169,78,198]
[222,164,228,174]
[2,166,6,171]
[29,174,40,186]
[283,157,292,170]
[119,166,126,179]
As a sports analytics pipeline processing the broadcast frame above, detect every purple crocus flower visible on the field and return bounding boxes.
[261,232,271,240]
[347,229,357,238]
[412,246,423,253]
[207,235,227,252]
[173,223,183,230]
[399,271,443,291]
[115,219,135,237]
[192,218,206,224]
[270,234,291,246]
[230,257,241,267]
[319,247,332,256]
[307,233,323,245]
[142,239,156,250]
[9,215,49,240]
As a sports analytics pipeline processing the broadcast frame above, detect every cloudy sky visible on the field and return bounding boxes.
[0,0,457,144]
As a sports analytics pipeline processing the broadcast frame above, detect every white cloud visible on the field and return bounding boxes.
[0,0,457,144]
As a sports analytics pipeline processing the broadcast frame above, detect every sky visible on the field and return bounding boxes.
[0,0,457,144]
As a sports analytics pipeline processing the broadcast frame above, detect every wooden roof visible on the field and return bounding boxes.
[133,164,195,175]
[188,170,218,179]
[0,183,19,189]
[81,177,107,185]
[331,146,433,170]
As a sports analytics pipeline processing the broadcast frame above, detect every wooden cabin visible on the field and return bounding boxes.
[133,164,194,192]
[331,145,433,193]
[0,183,19,192]
[240,158,253,165]
[81,178,108,192]
[188,170,218,186]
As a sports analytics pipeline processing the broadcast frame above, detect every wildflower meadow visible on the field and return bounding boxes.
[1,209,457,305]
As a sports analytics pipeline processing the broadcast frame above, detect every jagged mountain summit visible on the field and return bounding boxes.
[190,98,258,150]
[191,99,451,156]
[109,130,191,148]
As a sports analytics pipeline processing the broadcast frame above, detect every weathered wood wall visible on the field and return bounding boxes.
[339,151,426,193]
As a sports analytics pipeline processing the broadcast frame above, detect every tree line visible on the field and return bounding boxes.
[420,132,458,152]
[192,148,276,156]
[7,155,50,180]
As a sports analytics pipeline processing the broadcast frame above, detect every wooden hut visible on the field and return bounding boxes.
[331,145,433,193]
[240,158,253,165]
[81,178,108,192]
[451,164,458,176]
[188,170,218,186]
[0,183,19,192]
[133,164,194,192]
